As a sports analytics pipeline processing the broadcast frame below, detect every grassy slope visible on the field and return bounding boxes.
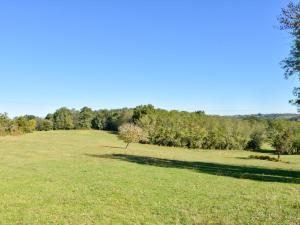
[0,130,299,225]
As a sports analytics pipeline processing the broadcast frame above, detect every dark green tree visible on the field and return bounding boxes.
[279,2,300,109]
[106,108,133,131]
[77,107,94,129]
[132,104,155,122]
[45,113,54,121]
[53,107,74,130]
[92,110,109,130]
[269,120,300,158]
[36,118,53,131]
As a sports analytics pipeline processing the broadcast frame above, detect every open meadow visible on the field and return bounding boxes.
[0,130,299,225]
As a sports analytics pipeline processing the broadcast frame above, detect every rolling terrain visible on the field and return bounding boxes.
[0,131,299,225]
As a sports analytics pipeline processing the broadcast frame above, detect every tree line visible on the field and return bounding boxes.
[0,105,299,155]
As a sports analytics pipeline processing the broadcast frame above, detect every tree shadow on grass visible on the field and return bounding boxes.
[86,154,300,184]
[236,157,291,164]
[99,145,124,150]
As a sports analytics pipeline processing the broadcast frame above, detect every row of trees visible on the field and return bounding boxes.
[42,107,133,131]
[136,109,267,150]
[0,107,133,135]
[136,107,300,157]
[0,107,134,134]
[1,105,299,155]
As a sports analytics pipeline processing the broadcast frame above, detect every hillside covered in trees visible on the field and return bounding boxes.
[232,113,300,121]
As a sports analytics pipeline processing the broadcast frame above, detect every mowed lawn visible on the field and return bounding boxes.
[0,131,299,225]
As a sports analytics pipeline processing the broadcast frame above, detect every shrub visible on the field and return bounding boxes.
[15,117,37,133]
[246,132,265,151]
[249,155,280,162]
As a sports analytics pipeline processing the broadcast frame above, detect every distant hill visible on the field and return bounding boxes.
[231,113,300,121]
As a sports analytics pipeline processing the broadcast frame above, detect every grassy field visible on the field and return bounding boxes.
[0,131,299,225]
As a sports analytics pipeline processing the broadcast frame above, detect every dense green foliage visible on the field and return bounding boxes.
[137,109,267,150]
[36,118,54,131]
[91,110,109,130]
[77,107,94,129]
[0,113,15,135]
[1,105,299,153]
[268,119,300,156]
[14,116,37,133]
[91,109,133,131]
[0,113,36,135]
[104,109,133,131]
[53,107,74,130]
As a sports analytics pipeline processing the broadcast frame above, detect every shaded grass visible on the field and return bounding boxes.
[87,154,300,184]
[0,130,299,225]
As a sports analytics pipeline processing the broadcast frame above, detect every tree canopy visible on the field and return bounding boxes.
[279,1,300,108]
[1,105,299,154]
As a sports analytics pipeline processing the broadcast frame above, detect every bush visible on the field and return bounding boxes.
[249,155,280,162]
[15,117,36,133]
[246,132,265,151]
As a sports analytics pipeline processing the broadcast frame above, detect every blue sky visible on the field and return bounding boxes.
[0,0,297,117]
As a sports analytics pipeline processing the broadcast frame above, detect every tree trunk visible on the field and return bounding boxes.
[277,150,281,160]
[125,143,129,150]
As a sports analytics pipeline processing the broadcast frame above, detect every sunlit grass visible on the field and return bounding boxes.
[0,130,299,225]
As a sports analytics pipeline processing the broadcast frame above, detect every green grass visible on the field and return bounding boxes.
[0,130,299,225]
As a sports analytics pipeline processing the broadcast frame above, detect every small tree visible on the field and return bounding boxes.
[118,123,144,149]
[269,120,299,159]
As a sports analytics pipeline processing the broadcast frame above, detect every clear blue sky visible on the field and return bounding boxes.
[0,0,297,117]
